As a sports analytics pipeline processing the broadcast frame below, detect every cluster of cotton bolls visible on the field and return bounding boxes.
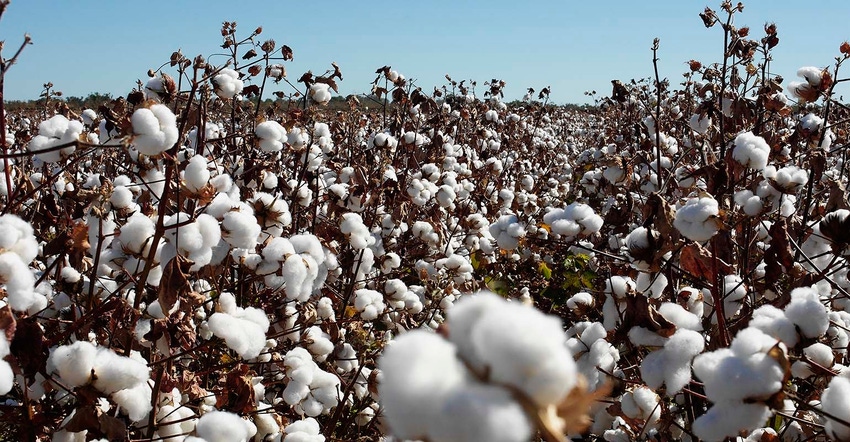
[378,292,580,442]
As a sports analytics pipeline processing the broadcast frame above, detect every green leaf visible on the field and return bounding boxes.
[538,261,552,279]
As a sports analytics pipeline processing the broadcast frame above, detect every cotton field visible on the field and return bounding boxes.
[2,2,850,442]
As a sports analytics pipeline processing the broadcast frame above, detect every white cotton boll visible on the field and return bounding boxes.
[566,292,594,310]
[110,185,134,209]
[692,401,772,442]
[303,326,334,361]
[722,274,746,319]
[255,120,286,153]
[91,348,150,394]
[212,68,244,100]
[131,104,179,156]
[643,330,704,394]
[733,190,763,216]
[457,293,577,406]
[0,214,39,264]
[771,165,808,193]
[208,308,270,359]
[195,410,255,442]
[803,342,834,368]
[339,213,374,250]
[0,252,36,311]
[636,272,667,299]
[354,289,386,320]
[658,302,701,331]
[283,417,325,442]
[0,358,12,395]
[113,381,153,422]
[81,109,97,126]
[140,168,166,200]
[183,155,210,193]
[732,131,770,170]
[378,330,469,441]
[309,83,332,105]
[692,327,784,404]
[430,381,533,442]
[118,213,156,255]
[750,304,800,347]
[620,386,661,428]
[48,340,97,387]
[822,376,850,440]
[222,211,261,250]
[785,287,829,338]
[674,195,721,242]
[27,115,82,162]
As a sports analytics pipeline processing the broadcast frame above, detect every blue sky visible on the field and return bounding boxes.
[2,1,849,104]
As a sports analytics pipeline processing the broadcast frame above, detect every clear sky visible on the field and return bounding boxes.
[2,0,850,104]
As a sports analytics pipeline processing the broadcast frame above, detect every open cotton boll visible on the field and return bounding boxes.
[283,417,325,442]
[822,376,850,440]
[691,401,773,442]
[183,155,210,193]
[195,410,255,442]
[640,329,704,395]
[0,333,12,395]
[674,195,721,242]
[339,213,374,250]
[733,190,763,216]
[693,327,785,404]
[91,347,150,394]
[732,131,770,170]
[430,381,533,442]
[0,214,39,264]
[0,251,36,311]
[208,307,270,359]
[688,113,711,134]
[222,211,261,250]
[489,214,525,250]
[112,381,153,422]
[353,289,386,320]
[771,165,808,193]
[212,68,244,100]
[131,104,179,156]
[255,120,286,152]
[453,292,578,406]
[784,286,829,338]
[48,340,97,387]
[749,305,799,347]
[309,83,332,105]
[378,330,469,440]
[27,114,82,163]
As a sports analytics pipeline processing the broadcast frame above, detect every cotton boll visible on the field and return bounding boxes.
[353,289,386,320]
[0,252,36,311]
[183,155,211,193]
[692,401,772,442]
[674,195,721,242]
[456,293,578,406]
[283,417,325,442]
[195,410,256,442]
[131,104,179,156]
[212,68,244,100]
[430,381,533,442]
[822,376,850,440]
[48,340,97,387]
[309,83,332,105]
[222,211,261,250]
[208,308,270,359]
[784,286,829,338]
[113,381,153,422]
[640,329,704,395]
[255,120,286,153]
[378,330,469,440]
[27,115,82,162]
[0,214,40,264]
[91,347,150,394]
[732,131,770,170]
